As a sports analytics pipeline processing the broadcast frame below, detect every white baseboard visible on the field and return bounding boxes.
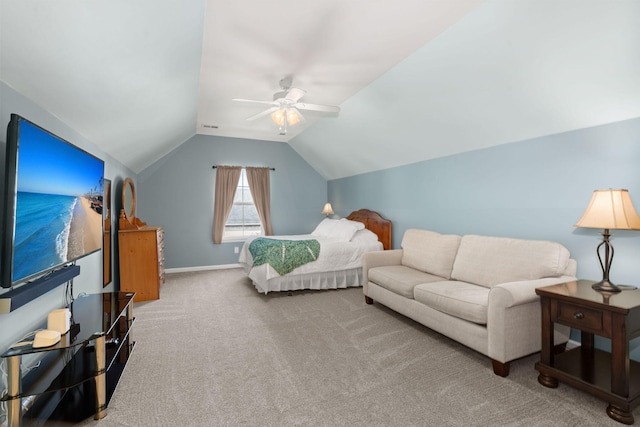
[165,264,242,274]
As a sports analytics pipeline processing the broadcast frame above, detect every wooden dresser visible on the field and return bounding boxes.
[118,226,165,301]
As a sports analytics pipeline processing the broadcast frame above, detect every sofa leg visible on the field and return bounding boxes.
[491,359,510,377]
[364,296,374,305]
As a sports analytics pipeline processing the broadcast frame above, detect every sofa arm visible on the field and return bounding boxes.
[487,275,575,363]
[362,249,403,285]
[489,275,577,308]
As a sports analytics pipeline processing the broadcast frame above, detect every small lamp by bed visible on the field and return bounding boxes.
[321,203,334,217]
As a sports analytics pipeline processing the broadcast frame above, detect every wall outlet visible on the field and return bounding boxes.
[234,247,239,254]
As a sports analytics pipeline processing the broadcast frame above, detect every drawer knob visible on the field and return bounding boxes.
[574,312,584,320]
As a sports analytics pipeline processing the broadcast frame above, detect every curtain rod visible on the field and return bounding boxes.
[211,165,275,171]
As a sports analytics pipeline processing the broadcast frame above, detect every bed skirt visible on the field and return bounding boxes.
[240,263,363,294]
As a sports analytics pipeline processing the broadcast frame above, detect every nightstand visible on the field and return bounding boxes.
[535,279,640,425]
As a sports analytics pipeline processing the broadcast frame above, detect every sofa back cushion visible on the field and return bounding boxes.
[401,229,462,279]
[450,235,571,288]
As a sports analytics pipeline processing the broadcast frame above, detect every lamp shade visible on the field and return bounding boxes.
[271,108,300,127]
[321,202,334,216]
[575,189,640,230]
[271,109,285,126]
[286,109,300,126]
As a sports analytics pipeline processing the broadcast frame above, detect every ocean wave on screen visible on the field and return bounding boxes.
[12,192,75,282]
[56,197,77,262]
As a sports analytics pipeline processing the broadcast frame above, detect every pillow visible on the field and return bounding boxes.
[339,218,365,231]
[329,219,365,241]
[350,228,379,244]
[311,218,339,237]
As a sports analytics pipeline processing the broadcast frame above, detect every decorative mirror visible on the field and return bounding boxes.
[122,177,136,220]
[103,179,112,286]
[119,178,146,230]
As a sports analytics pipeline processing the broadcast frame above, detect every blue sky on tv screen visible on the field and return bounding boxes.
[17,119,104,196]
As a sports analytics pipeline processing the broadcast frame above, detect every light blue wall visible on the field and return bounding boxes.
[0,82,136,358]
[329,117,640,286]
[136,134,327,269]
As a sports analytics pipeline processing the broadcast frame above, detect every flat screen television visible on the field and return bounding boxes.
[2,114,105,288]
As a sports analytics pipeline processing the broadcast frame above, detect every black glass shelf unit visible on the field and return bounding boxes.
[1,292,135,426]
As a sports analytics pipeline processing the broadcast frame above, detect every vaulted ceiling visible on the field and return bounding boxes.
[1,1,639,180]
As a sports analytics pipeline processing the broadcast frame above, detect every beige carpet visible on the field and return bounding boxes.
[75,268,633,426]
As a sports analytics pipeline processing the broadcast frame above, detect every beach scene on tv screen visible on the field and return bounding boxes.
[12,120,104,283]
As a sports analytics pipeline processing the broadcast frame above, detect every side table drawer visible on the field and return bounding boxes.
[554,301,611,337]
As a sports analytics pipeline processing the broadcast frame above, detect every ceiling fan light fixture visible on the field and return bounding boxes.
[286,109,300,126]
[271,109,285,126]
[236,80,339,135]
[271,108,300,131]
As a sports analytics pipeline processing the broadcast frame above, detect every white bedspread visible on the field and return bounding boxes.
[238,234,383,294]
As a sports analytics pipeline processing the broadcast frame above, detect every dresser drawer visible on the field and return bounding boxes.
[119,225,164,302]
[554,301,611,337]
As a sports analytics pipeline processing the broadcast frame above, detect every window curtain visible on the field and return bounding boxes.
[212,166,242,244]
[246,167,274,236]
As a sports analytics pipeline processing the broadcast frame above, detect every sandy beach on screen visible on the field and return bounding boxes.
[67,196,102,260]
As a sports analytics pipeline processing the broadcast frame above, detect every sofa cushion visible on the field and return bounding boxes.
[401,229,462,279]
[414,281,490,325]
[369,265,444,299]
[450,235,571,288]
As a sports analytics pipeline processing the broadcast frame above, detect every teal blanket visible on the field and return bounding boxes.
[249,238,321,276]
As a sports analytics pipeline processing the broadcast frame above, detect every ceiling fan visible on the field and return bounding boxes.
[233,77,340,135]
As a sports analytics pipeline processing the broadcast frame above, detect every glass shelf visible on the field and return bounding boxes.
[1,292,135,426]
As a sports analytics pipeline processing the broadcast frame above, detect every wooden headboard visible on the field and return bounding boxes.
[346,209,392,250]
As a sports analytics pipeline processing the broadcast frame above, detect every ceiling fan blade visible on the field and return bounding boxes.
[233,98,277,106]
[246,106,279,121]
[294,103,340,114]
[285,87,306,103]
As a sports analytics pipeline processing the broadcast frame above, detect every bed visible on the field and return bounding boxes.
[238,209,392,294]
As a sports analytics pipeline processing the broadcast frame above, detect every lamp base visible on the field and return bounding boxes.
[591,280,637,293]
[592,280,621,293]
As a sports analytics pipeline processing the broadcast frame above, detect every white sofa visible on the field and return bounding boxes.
[362,229,576,377]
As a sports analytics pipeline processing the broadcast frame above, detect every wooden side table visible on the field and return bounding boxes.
[535,280,640,425]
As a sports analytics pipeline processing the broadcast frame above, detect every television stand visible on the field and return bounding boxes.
[1,292,135,426]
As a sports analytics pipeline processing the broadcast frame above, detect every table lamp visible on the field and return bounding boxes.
[574,189,640,292]
[321,202,334,217]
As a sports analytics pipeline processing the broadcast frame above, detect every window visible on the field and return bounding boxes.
[223,169,263,240]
